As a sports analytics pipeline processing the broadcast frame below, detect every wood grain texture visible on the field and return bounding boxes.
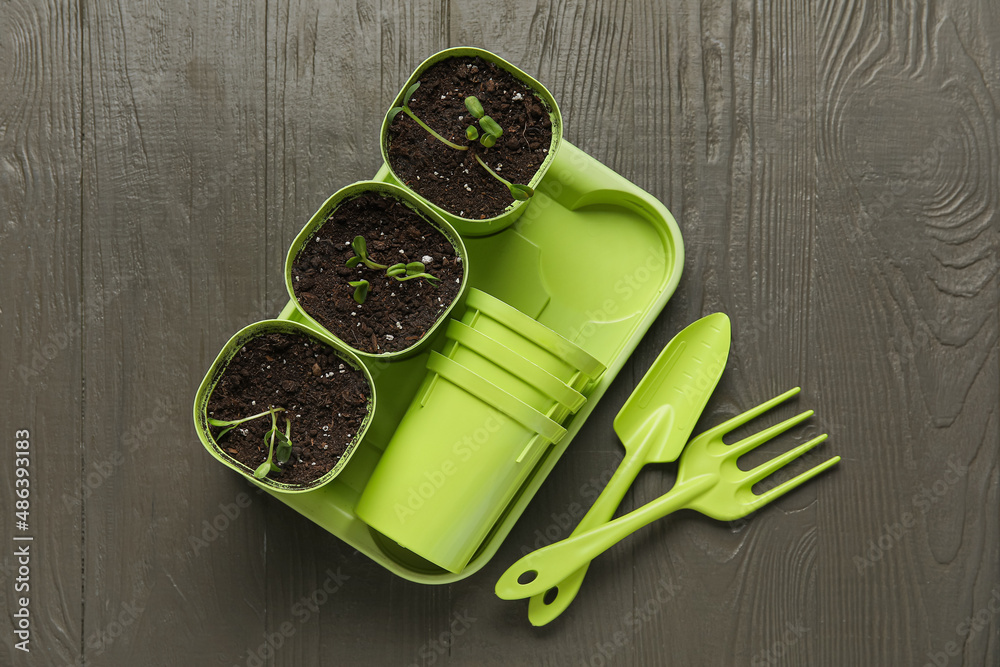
[1,0,998,665]
[0,1,83,664]
[814,1,1000,664]
[80,0,268,664]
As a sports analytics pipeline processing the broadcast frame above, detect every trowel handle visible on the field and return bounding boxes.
[498,475,715,600]
[523,446,648,625]
[578,446,650,532]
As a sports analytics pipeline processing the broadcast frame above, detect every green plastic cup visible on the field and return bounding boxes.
[193,319,376,493]
[441,319,586,417]
[355,291,606,573]
[355,352,565,573]
[461,288,606,386]
[284,181,469,362]
[380,47,563,237]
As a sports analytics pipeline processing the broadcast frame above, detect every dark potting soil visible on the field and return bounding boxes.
[207,332,371,486]
[386,56,554,219]
[291,191,463,354]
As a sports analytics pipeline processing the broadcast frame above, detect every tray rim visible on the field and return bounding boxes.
[262,140,684,583]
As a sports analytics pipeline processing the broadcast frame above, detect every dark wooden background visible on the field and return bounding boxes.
[2,1,998,665]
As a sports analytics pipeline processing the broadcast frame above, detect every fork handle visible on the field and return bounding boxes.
[496,474,716,600]
[525,446,650,624]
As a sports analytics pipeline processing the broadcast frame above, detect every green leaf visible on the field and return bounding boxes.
[351,235,367,258]
[479,115,503,138]
[465,125,479,141]
[216,425,236,439]
[274,427,292,464]
[387,106,405,123]
[349,280,369,304]
[395,272,440,286]
[464,96,485,118]
[207,417,230,426]
[405,261,425,275]
[253,461,270,479]
[403,81,421,106]
[480,134,497,148]
[509,183,534,201]
[386,263,406,277]
[346,256,361,268]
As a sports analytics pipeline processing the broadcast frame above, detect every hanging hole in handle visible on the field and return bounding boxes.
[543,587,559,605]
[518,570,538,585]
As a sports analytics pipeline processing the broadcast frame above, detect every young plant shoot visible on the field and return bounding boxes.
[389,82,466,150]
[208,406,285,439]
[255,410,293,479]
[208,406,293,480]
[345,235,439,304]
[386,261,442,284]
[348,280,370,305]
[389,82,534,202]
[345,235,387,270]
[465,97,504,149]
[473,155,535,201]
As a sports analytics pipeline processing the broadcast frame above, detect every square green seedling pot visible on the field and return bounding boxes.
[238,140,683,583]
[380,46,563,237]
[193,319,376,494]
[284,181,469,362]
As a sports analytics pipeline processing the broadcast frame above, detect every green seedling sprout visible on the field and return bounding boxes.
[474,154,535,201]
[208,406,285,439]
[387,261,441,285]
[462,96,530,194]
[346,237,439,299]
[349,279,370,304]
[464,96,503,149]
[389,83,467,150]
[390,85,534,202]
[208,406,293,480]
[254,410,293,479]
[345,235,387,270]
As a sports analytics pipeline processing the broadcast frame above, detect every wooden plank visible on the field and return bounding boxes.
[0,1,83,663]
[263,3,452,666]
[813,0,1000,664]
[638,1,834,665]
[80,0,269,664]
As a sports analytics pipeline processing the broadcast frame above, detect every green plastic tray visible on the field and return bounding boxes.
[265,140,683,583]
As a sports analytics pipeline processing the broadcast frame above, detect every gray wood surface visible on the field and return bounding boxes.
[2,1,998,665]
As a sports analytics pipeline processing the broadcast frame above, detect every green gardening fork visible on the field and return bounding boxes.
[495,387,840,601]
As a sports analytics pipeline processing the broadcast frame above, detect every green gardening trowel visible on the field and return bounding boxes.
[508,312,731,624]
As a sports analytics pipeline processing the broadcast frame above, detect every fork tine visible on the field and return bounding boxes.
[728,409,814,457]
[706,387,801,437]
[752,454,841,507]
[745,433,829,485]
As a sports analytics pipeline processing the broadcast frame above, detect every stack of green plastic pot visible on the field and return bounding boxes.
[356,289,606,573]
